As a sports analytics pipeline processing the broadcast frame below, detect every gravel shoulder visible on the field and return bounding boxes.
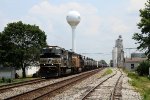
[121,72,142,100]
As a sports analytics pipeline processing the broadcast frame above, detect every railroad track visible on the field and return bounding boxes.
[4,68,103,100]
[0,78,46,93]
[80,69,123,100]
[110,69,123,100]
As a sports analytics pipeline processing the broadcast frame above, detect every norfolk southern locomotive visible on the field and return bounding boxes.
[39,46,100,78]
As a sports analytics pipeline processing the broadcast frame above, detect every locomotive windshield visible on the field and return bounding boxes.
[41,48,56,54]
[40,47,63,58]
[40,54,60,58]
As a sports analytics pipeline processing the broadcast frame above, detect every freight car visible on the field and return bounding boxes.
[39,46,99,78]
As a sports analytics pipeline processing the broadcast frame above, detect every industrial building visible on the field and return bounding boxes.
[112,35,124,67]
[124,53,147,71]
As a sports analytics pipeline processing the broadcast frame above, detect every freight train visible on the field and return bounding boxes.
[39,46,101,78]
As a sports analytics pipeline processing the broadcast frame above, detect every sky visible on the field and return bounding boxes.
[0,0,147,63]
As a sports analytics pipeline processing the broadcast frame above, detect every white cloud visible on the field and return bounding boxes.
[0,11,8,32]
[25,1,102,49]
[128,0,147,12]
[109,17,130,33]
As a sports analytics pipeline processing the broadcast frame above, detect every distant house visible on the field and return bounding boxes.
[124,58,147,71]
[0,67,15,79]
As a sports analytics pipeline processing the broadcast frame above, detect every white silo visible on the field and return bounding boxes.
[66,10,81,52]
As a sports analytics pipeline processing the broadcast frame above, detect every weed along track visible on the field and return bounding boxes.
[2,68,102,100]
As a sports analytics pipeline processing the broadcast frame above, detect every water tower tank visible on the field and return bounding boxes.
[66,10,81,27]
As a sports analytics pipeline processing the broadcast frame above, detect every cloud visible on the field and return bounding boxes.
[0,11,8,32]
[128,0,147,12]
[24,1,102,49]
[109,17,130,34]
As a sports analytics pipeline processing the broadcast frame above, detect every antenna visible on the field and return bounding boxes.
[66,10,81,52]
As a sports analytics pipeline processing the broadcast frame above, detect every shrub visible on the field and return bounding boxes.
[32,72,39,78]
[136,61,150,76]
[2,77,5,82]
[7,78,12,83]
[148,76,150,80]
[128,72,138,78]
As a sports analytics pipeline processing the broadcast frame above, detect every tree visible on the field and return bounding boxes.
[136,60,150,76]
[0,32,2,66]
[99,60,108,67]
[133,0,150,60]
[1,21,47,78]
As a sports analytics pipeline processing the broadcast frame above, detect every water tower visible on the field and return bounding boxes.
[66,10,81,52]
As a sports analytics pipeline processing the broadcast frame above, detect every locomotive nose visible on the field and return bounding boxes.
[48,59,51,63]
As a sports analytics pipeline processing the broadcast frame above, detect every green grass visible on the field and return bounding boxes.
[92,68,113,79]
[102,68,113,76]
[125,71,150,100]
[0,77,37,86]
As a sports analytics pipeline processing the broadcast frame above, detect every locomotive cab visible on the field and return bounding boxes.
[39,46,64,77]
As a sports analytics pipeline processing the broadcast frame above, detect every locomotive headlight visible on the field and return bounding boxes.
[52,64,53,65]
[44,64,45,65]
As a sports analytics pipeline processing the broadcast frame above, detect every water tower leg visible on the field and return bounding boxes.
[72,27,76,52]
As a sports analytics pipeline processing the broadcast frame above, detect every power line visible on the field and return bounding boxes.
[80,53,112,56]
[81,53,103,55]
[124,48,137,49]
[124,48,137,58]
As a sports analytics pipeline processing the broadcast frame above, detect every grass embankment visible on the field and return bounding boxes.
[124,70,150,100]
